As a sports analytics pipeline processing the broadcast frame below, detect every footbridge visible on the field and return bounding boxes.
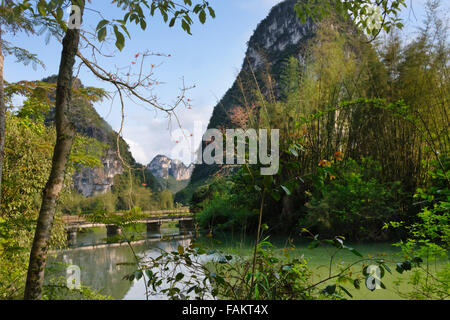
[62,208,194,243]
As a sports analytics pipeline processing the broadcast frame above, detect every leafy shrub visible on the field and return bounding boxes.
[194,178,258,235]
[304,158,405,241]
[385,158,449,300]
[159,189,174,210]
[0,115,64,298]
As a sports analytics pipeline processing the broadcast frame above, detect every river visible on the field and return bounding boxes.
[46,224,439,300]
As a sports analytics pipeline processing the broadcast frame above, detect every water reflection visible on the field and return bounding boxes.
[47,227,410,300]
[47,225,195,300]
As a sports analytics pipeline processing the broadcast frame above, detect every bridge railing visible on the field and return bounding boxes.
[62,207,191,225]
[62,215,86,224]
[142,207,190,216]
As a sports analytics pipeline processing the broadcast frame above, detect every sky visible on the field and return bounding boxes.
[4,0,446,166]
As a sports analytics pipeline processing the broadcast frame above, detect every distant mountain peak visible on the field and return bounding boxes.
[147,155,194,181]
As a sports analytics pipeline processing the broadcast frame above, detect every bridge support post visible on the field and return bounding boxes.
[179,219,194,234]
[147,221,161,234]
[106,225,122,238]
[67,228,77,246]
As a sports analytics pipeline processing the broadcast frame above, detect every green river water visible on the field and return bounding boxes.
[46,224,444,300]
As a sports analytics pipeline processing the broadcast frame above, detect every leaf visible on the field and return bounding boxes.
[97,27,107,42]
[338,285,353,298]
[181,19,191,35]
[96,19,109,30]
[281,185,291,195]
[56,7,63,21]
[199,10,206,24]
[412,257,423,265]
[323,284,336,295]
[145,269,153,279]
[379,265,385,279]
[175,272,184,282]
[353,279,361,289]
[383,263,392,275]
[120,24,131,38]
[37,0,46,17]
[363,266,369,277]
[208,7,216,18]
[177,245,184,255]
[140,19,147,30]
[113,26,125,51]
[343,245,363,257]
[402,261,412,271]
[289,146,298,157]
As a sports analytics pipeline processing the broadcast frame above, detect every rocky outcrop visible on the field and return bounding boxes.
[190,0,316,184]
[170,160,194,180]
[147,155,194,181]
[42,75,136,197]
[244,0,315,72]
[73,150,124,197]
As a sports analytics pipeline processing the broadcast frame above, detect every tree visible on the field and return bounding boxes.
[0,90,105,298]
[159,189,173,209]
[295,0,407,41]
[0,0,43,204]
[23,0,215,300]
[24,0,86,299]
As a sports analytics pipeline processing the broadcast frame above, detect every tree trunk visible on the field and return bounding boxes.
[24,1,84,300]
[0,25,6,205]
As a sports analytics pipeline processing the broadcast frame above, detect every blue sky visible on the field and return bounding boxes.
[4,0,445,165]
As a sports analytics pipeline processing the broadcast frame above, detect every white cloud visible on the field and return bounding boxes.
[124,138,149,165]
[122,103,213,166]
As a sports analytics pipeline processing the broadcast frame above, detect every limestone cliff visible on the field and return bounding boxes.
[72,150,124,197]
[42,75,148,197]
[190,0,316,183]
[147,155,194,181]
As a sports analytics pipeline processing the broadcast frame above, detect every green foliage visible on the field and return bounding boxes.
[193,177,259,235]
[193,2,449,242]
[190,178,229,213]
[385,158,449,299]
[42,276,113,300]
[0,114,60,298]
[0,0,45,70]
[122,234,414,300]
[174,177,208,205]
[304,158,405,241]
[95,0,216,50]
[86,207,147,228]
[0,94,112,299]
[59,191,118,215]
[159,189,174,210]
[294,0,406,38]
[388,158,449,257]
[157,175,189,194]
[112,171,158,211]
